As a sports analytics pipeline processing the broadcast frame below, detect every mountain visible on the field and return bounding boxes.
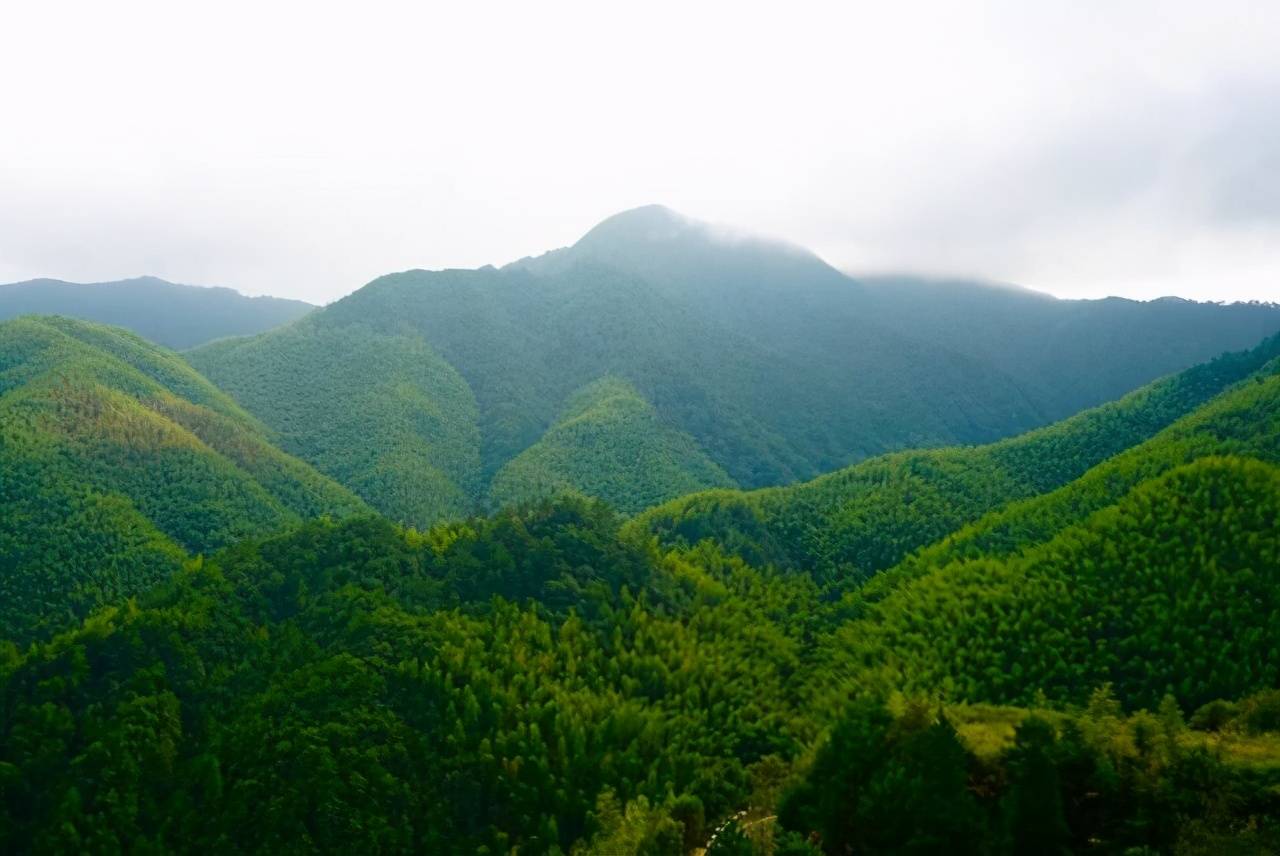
[195,246,1040,525]
[190,314,484,523]
[0,277,314,348]
[856,274,1280,420]
[488,376,735,513]
[634,331,1280,582]
[0,316,367,639]
[3,335,1280,852]
[826,455,1280,712]
[189,206,1280,526]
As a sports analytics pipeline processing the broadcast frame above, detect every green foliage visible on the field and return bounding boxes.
[4,288,1280,852]
[824,456,1280,711]
[1002,716,1069,855]
[190,318,482,524]
[778,700,1280,855]
[777,700,986,854]
[637,333,1280,582]
[574,791,683,855]
[1189,691,1280,735]
[1191,700,1240,732]
[882,352,1280,588]
[0,277,313,349]
[0,499,824,853]
[490,377,736,514]
[0,317,367,639]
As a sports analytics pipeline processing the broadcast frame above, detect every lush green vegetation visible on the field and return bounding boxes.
[0,317,367,639]
[776,694,1280,854]
[190,317,483,523]
[637,332,1280,583]
[4,284,1280,851]
[0,277,313,349]
[190,206,1280,526]
[822,455,1280,711]
[3,473,1279,852]
[876,354,1280,590]
[0,502,826,853]
[490,377,735,514]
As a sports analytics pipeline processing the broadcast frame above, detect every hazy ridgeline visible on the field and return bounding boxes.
[190,207,1280,525]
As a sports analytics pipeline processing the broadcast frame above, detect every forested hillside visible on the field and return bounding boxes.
[0,277,313,348]
[0,317,367,639]
[856,275,1280,420]
[189,206,1280,526]
[489,377,735,513]
[190,317,483,522]
[4,332,1280,853]
[822,456,1280,711]
[636,331,1280,583]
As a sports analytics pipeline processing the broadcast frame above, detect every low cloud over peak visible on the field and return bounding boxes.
[2,1,1277,305]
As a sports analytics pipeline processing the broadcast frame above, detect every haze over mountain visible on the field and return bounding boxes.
[0,276,314,349]
[8,3,1280,306]
[190,205,1280,526]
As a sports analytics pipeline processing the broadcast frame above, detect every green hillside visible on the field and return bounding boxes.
[823,455,1280,712]
[857,275,1280,421]
[189,207,1280,526]
[489,377,735,513]
[868,351,1280,597]
[0,501,821,853]
[636,331,1280,583]
[0,277,313,348]
[4,258,1280,852]
[0,316,367,639]
[190,317,482,523]
[3,482,1279,853]
[3,339,1279,851]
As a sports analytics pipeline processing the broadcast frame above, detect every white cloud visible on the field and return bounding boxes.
[1,0,1278,303]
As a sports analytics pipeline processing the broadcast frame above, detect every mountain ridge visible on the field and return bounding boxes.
[0,276,314,349]
[189,206,1280,526]
[0,315,367,638]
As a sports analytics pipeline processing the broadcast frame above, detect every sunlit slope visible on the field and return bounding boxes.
[822,455,1280,711]
[0,316,367,638]
[489,377,735,513]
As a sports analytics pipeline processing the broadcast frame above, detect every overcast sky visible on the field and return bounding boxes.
[3,1,1279,304]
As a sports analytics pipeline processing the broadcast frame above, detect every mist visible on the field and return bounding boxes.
[2,0,1278,304]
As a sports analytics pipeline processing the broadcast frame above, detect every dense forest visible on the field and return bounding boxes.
[2,312,1280,852]
[0,317,366,640]
[188,206,1280,526]
[637,331,1280,583]
[0,278,314,349]
[489,377,735,514]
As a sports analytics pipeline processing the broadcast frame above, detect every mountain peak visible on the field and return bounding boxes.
[575,204,692,248]
[570,204,825,264]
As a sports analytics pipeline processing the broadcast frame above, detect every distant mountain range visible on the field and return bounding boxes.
[0,276,314,349]
[5,207,1278,525]
[184,205,1280,524]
